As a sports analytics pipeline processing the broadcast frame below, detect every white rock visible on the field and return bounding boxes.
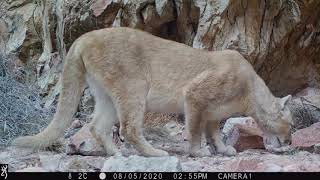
[101,155,182,172]
[164,121,182,136]
[264,164,283,172]
[222,117,255,135]
[66,123,106,156]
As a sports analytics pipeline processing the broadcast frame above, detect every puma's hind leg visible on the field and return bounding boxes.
[89,99,119,156]
[87,79,119,156]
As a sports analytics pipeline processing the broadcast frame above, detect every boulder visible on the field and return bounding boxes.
[291,122,320,152]
[222,117,256,135]
[101,155,182,172]
[290,88,320,129]
[232,124,265,152]
[66,124,107,156]
[193,0,320,95]
[223,117,264,151]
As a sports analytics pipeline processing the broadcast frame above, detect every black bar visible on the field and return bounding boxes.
[2,172,320,180]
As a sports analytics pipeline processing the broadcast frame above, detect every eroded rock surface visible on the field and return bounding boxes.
[291,122,320,152]
[102,155,182,172]
[1,0,319,100]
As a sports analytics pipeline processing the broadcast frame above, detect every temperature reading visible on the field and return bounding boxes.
[78,172,87,179]
[68,173,72,179]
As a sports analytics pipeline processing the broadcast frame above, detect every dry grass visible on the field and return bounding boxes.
[0,55,52,146]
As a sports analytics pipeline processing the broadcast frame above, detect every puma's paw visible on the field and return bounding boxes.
[222,145,237,156]
[144,148,169,157]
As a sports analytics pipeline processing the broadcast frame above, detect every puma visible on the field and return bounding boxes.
[12,27,293,157]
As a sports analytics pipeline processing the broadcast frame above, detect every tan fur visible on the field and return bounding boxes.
[12,27,293,157]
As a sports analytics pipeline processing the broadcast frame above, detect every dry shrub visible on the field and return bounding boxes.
[0,55,52,146]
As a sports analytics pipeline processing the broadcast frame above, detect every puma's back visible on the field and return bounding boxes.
[76,28,254,113]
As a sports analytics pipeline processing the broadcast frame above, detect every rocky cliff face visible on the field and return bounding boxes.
[1,0,319,100]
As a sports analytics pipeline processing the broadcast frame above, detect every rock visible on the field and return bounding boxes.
[181,159,206,172]
[192,0,320,95]
[290,88,320,129]
[280,161,320,172]
[70,119,84,129]
[143,113,182,140]
[4,1,41,57]
[295,87,320,97]
[101,155,182,172]
[78,88,95,120]
[232,124,265,152]
[66,124,107,156]
[0,147,41,172]
[91,0,113,17]
[163,121,183,136]
[263,164,283,172]
[222,117,255,135]
[64,119,84,139]
[314,144,320,154]
[223,150,320,172]
[155,0,174,20]
[223,117,264,151]
[291,122,320,152]
[39,154,63,172]
[1,0,320,113]
[16,167,47,172]
[57,156,106,172]
[174,0,199,45]
[226,158,262,171]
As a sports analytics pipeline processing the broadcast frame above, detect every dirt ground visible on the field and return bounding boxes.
[1,127,320,172]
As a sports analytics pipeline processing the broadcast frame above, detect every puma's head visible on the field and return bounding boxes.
[263,95,293,150]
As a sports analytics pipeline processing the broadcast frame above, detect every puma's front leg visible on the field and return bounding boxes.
[184,97,211,157]
[205,119,236,156]
[116,81,169,157]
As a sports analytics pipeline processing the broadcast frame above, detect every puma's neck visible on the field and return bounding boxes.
[247,75,279,132]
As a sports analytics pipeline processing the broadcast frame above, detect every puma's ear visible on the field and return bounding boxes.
[280,95,292,109]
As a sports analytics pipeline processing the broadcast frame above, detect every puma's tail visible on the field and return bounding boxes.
[12,42,86,149]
